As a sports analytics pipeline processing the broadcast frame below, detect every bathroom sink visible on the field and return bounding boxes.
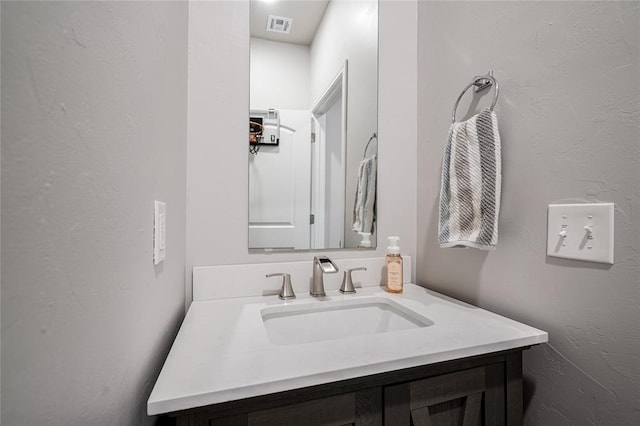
[261,297,434,345]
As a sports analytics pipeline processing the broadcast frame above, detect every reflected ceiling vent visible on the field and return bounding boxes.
[266,15,292,34]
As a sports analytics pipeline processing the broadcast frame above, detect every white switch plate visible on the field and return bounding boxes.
[547,203,614,264]
[154,201,166,265]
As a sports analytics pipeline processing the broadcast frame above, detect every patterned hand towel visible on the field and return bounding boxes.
[439,109,501,250]
[353,155,377,234]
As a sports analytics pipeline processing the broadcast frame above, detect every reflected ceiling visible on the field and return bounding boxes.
[250,0,330,45]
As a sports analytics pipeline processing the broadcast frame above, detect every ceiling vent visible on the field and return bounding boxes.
[266,15,292,34]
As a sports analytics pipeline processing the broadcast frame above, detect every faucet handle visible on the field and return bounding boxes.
[266,273,296,300]
[339,267,367,294]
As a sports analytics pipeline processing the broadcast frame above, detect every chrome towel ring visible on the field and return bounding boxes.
[451,71,500,123]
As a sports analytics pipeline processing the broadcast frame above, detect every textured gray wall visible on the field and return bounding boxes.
[417,1,639,424]
[1,2,187,424]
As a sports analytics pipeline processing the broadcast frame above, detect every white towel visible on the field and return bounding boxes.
[352,155,377,234]
[439,109,501,250]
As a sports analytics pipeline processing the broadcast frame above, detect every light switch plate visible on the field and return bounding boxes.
[547,203,614,264]
[154,201,166,265]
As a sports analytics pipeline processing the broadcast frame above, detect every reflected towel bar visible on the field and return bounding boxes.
[363,133,378,159]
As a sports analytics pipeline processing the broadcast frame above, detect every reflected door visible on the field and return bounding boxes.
[249,110,312,249]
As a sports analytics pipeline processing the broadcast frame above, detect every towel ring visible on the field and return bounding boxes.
[451,73,500,123]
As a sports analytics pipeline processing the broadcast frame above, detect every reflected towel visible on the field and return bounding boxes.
[352,155,377,234]
[439,109,501,250]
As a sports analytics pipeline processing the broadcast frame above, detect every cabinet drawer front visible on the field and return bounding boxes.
[248,393,356,426]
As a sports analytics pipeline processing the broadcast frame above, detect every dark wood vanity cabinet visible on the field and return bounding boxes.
[170,349,525,426]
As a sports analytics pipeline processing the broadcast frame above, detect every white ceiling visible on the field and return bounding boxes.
[250,0,330,45]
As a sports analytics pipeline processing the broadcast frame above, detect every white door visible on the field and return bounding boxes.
[249,110,312,250]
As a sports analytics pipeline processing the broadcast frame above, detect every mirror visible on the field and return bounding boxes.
[248,0,378,251]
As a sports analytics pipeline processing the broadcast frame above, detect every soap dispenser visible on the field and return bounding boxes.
[386,236,403,293]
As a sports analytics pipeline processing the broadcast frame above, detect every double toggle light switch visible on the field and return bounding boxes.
[557,225,592,242]
[547,203,614,264]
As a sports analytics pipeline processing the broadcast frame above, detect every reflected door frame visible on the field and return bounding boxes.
[311,60,348,249]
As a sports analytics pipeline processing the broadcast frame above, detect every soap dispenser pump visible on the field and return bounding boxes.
[386,236,403,293]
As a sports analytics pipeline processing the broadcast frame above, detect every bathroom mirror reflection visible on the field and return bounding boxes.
[248,0,378,251]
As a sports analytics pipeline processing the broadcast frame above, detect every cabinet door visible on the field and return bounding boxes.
[384,364,506,426]
[208,388,382,426]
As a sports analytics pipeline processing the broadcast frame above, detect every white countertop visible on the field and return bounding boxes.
[147,284,548,415]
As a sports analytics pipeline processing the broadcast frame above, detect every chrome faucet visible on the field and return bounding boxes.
[311,256,339,297]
